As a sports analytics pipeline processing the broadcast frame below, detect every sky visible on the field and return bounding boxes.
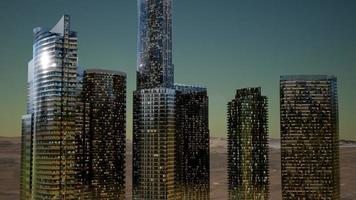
[0,0,355,139]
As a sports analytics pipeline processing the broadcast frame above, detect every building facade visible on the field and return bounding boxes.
[20,59,36,200]
[31,15,80,199]
[227,88,269,200]
[20,114,34,200]
[133,0,178,199]
[78,69,126,199]
[133,88,177,199]
[137,0,174,89]
[280,75,339,199]
[175,84,210,200]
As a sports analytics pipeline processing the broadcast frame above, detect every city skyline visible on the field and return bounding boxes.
[1,0,356,140]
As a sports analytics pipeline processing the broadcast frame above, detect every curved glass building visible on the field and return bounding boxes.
[31,15,79,199]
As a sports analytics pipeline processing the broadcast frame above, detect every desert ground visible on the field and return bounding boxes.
[0,137,355,200]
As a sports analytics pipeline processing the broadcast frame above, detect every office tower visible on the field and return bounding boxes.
[133,88,176,199]
[79,69,126,199]
[137,0,174,90]
[20,114,34,200]
[280,75,339,199]
[133,0,178,199]
[20,60,35,200]
[30,15,79,199]
[227,88,269,200]
[175,84,210,200]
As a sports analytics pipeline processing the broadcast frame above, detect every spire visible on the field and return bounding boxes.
[50,15,70,35]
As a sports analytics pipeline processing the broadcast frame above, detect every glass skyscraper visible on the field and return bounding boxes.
[20,60,35,200]
[133,88,177,199]
[175,84,210,200]
[78,69,126,199]
[137,0,174,90]
[133,0,210,199]
[280,75,339,199]
[227,88,269,200]
[31,15,79,199]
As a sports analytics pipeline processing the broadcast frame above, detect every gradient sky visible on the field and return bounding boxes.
[0,0,355,139]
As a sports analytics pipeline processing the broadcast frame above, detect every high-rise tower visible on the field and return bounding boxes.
[280,75,339,199]
[20,60,35,200]
[175,84,210,200]
[31,15,80,199]
[133,0,177,199]
[79,70,126,199]
[137,0,174,89]
[227,88,269,200]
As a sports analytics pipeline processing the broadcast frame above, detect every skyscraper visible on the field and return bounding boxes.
[137,0,174,90]
[31,15,80,199]
[133,88,177,199]
[227,88,269,200]
[79,69,126,199]
[20,60,35,200]
[175,84,210,200]
[280,75,339,199]
[133,0,177,199]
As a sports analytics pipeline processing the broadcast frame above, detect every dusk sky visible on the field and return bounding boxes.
[1,0,355,139]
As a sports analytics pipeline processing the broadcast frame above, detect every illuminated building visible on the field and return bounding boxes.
[280,75,339,199]
[175,84,210,200]
[79,69,126,199]
[227,88,269,200]
[31,15,79,199]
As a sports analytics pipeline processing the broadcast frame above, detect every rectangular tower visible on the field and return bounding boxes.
[175,84,210,200]
[133,0,178,199]
[280,75,339,199]
[79,69,126,199]
[227,88,269,200]
[133,88,176,199]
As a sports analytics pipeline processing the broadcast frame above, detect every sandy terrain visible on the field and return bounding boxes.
[0,137,355,200]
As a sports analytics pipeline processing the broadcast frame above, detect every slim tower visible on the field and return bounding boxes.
[227,88,269,200]
[133,0,177,199]
[79,69,126,199]
[280,75,339,199]
[175,84,210,200]
[20,60,35,200]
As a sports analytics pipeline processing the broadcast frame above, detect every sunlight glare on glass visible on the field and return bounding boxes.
[40,51,51,69]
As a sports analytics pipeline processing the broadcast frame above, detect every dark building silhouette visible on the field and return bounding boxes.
[227,88,269,200]
[79,69,126,199]
[175,84,210,200]
[280,75,339,199]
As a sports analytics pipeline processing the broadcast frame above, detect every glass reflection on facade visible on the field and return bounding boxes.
[227,88,269,200]
[175,84,210,200]
[31,15,80,199]
[133,88,176,200]
[20,114,34,200]
[79,70,126,199]
[20,59,36,200]
[280,75,339,200]
[137,0,174,89]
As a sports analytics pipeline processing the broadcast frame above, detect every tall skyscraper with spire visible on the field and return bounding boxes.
[136,0,174,90]
[20,15,80,199]
[133,0,177,199]
[133,0,209,199]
